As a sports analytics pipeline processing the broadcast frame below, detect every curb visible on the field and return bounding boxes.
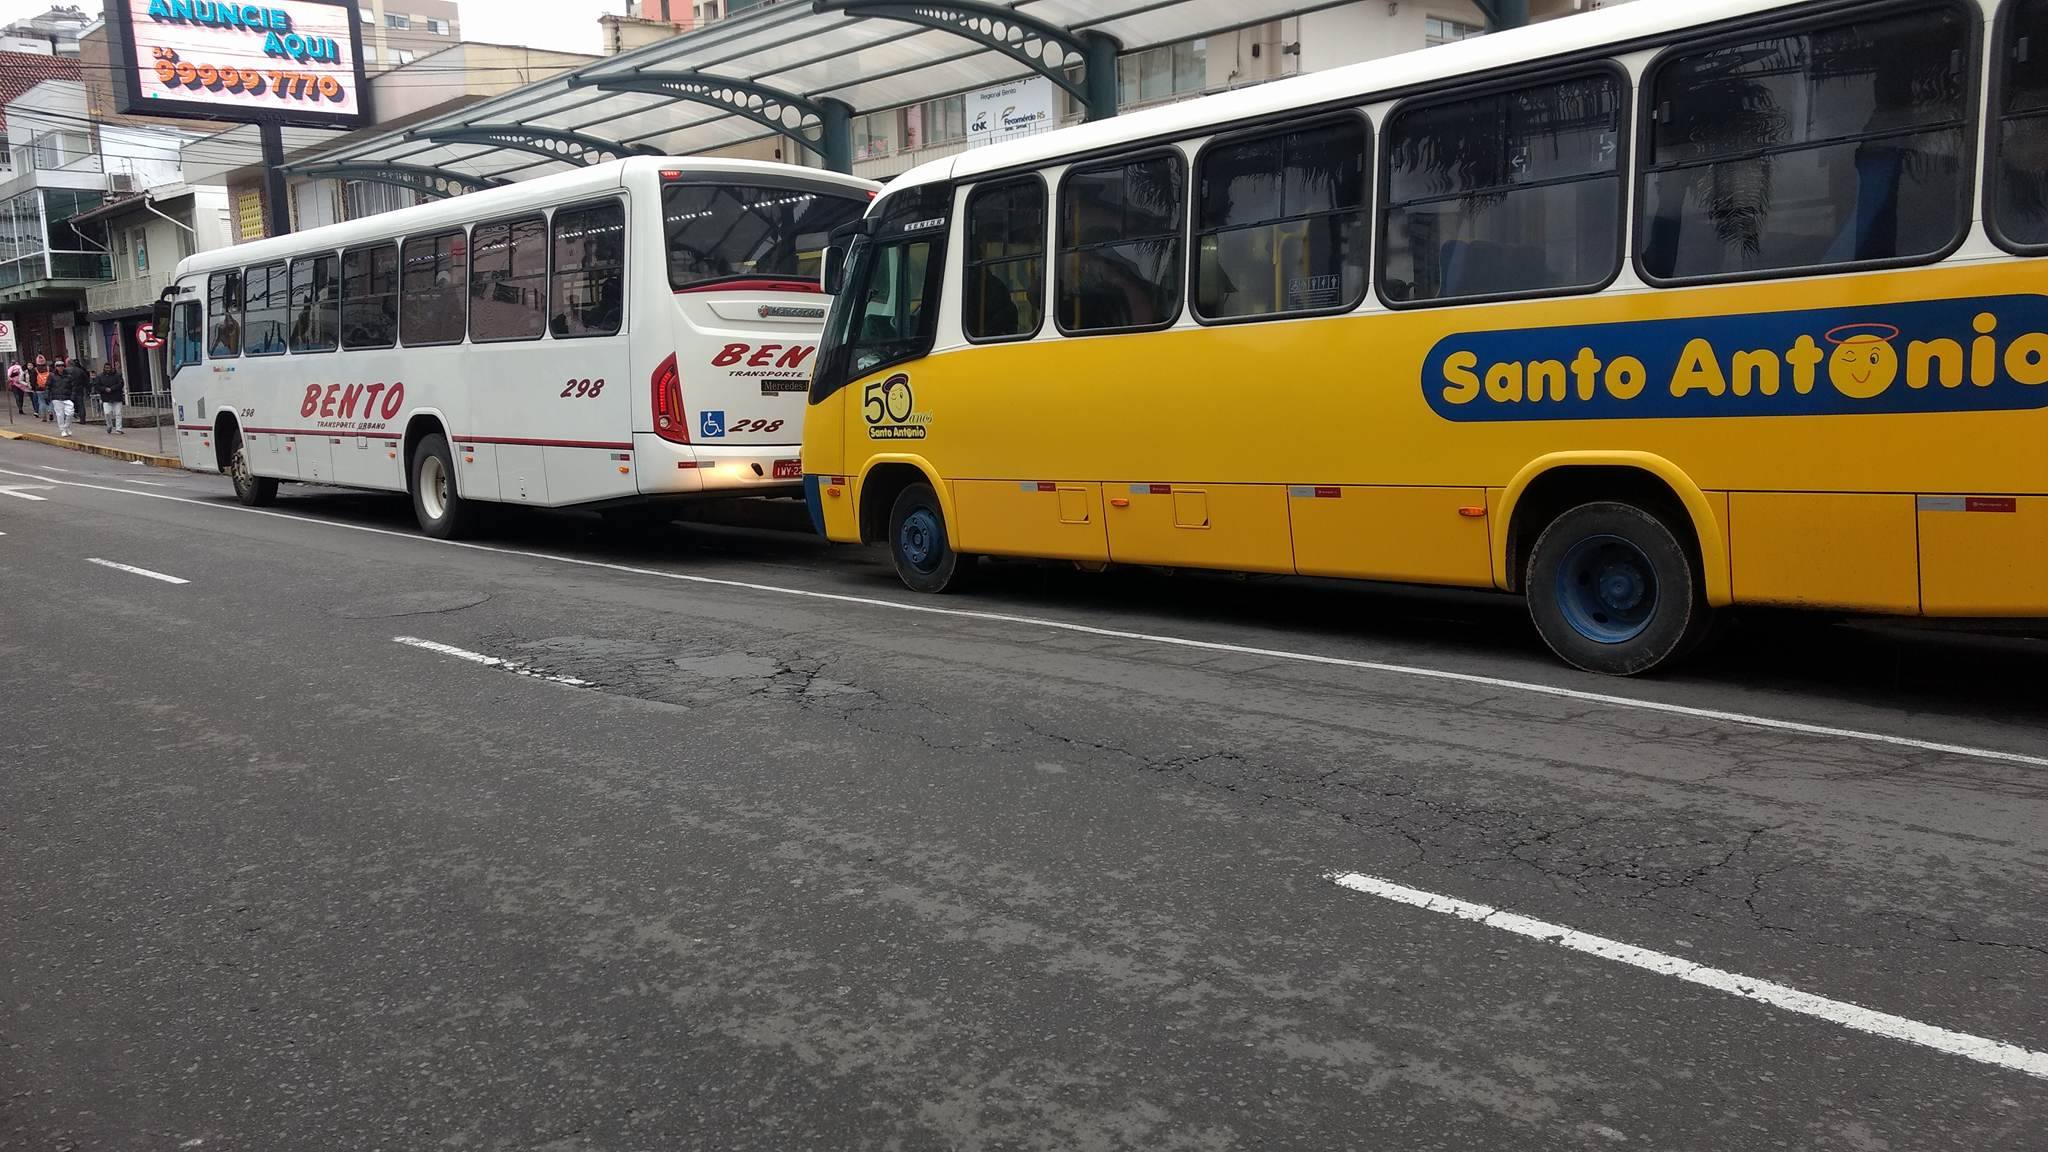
[0,427,182,469]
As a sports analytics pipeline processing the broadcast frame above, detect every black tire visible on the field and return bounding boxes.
[887,481,976,593]
[226,438,277,507]
[1525,500,1710,676]
[409,433,475,540]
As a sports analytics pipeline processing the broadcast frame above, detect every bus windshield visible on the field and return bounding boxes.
[663,183,867,290]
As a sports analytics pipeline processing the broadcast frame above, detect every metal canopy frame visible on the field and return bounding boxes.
[292,163,503,199]
[289,0,1331,196]
[404,125,659,167]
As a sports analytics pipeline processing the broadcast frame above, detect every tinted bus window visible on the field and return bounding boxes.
[1197,117,1368,319]
[469,214,547,342]
[401,229,468,346]
[1383,72,1622,303]
[207,270,241,357]
[1993,0,2048,248]
[664,184,866,289]
[552,200,625,338]
[289,253,339,353]
[1639,6,1970,281]
[1057,153,1186,333]
[170,299,202,373]
[342,244,398,349]
[963,178,1046,340]
[242,261,289,356]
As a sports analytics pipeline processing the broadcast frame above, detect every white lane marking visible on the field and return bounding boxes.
[86,557,189,585]
[1,464,2041,770]
[0,483,51,501]
[1327,871,2048,1081]
[393,636,590,687]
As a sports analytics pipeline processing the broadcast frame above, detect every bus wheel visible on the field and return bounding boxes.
[888,481,975,593]
[410,433,475,540]
[227,440,277,507]
[1525,500,1709,676]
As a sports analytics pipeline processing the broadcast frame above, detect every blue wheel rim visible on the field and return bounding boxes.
[1555,533,1656,644]
[898,506,942,574]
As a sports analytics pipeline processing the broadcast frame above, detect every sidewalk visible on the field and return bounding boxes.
[0,404,181,467]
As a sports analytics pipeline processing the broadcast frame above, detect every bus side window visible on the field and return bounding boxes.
[243,261,289,356]
[1991,0,2048,251]
[962,177,1046,341]
[551,200,626,338]
[289,253,340,353]
[1057,152,1186,334]
[170,300,202,375]
[1382,71,1622,304]
[400,228,469,347]
[469,214,547,342]
[207,270,241,357]
[342,243,398,349]
[1638,6,1971,282]
[1196,115,1368,320]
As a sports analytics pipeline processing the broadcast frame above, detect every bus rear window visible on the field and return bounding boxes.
[663,183,867,290]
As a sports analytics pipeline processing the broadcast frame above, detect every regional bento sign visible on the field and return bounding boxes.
[112,0,367,127]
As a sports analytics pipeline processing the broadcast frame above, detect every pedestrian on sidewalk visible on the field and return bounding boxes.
[93,362,125,434]
[30,354,50,420]
[49,356,85,439]
[6,361,23,414]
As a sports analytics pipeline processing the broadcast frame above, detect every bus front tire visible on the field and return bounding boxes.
[888,481,975,594]
[1525,500,1709,676]
[227,441,277,507]
[410,433,475,540]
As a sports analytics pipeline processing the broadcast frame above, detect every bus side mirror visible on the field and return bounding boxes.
[821,243,845,296]
[151,297,172,333]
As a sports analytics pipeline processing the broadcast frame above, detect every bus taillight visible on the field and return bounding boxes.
[651,352,689,444]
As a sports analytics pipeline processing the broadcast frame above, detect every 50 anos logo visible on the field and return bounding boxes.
[1420,294,2048,422]
[863,373,931,440]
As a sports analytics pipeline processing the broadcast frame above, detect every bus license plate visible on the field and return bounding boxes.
[773,459,802,479]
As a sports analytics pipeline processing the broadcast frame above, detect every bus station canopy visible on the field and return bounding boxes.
[286,0,1325,189]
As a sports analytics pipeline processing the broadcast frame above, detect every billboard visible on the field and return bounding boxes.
[966,76,1057,148]
[105,0,368,128]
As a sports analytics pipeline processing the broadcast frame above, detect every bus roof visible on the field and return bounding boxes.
[173,156,878,280]
[887,0,1804,193]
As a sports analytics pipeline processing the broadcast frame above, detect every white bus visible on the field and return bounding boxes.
[162,157,877,537]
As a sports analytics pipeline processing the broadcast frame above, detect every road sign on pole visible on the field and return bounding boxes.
[0,316,16,355]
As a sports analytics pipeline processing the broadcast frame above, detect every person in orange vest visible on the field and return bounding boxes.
[30,354,50,421]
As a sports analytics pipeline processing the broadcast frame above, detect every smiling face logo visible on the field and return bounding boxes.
[1825,322,1901,399]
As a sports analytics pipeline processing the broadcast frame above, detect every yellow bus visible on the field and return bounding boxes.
[802,0,2048,675]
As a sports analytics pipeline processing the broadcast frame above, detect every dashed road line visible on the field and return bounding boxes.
[1326,870,2048,1081]
[2,464,2044,770]
[393,636,590,687]
[86,557,189,585]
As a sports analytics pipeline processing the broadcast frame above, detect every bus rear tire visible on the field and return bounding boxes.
[227,440,276,507]
[888,481,975,594]
[1525,500,1709,676]
[410,433,475,540]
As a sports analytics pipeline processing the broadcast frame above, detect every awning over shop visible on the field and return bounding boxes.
[287,0,1332,188]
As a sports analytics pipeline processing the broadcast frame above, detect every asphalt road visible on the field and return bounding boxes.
[2,437,2044,1152]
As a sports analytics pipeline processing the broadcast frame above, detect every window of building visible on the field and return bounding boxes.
[242,261,290,356]
[1638,6,1971,283]
[551,200,625,338]
[1382,71,1624,304]
[469,214,547,342]
[386,12,409,29]
[400,229,467,346]
[853,110,892,159]
[289,253,340,353]
[901,95,968,150]
[1057,152,1186,333]
[1991,0,2048,250]
[207,269,241,357]
[344,179,416,220]
[1196,117,1368,320]
[341,243,398,348]
[1117,39,1206,109]
[394,48,415,65]
[663,183,866,289]
[132,228,148,274]
[963,178,1046,341]
[427,16,449,34]
[1425,17,1484,47]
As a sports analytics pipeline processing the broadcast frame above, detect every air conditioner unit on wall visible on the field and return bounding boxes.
[106,172,134,193]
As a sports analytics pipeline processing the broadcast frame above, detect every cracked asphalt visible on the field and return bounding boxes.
[2,438,2045,1151]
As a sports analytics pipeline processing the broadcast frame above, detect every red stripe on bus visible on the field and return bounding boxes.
[673,278,822,295]
[245,426,402,440]
[176,423,209,431]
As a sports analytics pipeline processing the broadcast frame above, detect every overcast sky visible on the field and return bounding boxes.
[0,2,633,57]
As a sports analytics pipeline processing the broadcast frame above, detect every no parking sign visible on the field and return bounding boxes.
[0,317,14,355]
[137,322,164,350]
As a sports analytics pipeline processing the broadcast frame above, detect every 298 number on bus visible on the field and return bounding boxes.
[561,378,606,398]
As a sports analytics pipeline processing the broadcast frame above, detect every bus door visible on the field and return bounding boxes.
[657,177,869,463]
[161,278,212,472]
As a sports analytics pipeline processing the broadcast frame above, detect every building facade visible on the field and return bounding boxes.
[357,0,463,71]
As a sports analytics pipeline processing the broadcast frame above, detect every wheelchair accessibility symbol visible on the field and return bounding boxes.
[698,409,725,438]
